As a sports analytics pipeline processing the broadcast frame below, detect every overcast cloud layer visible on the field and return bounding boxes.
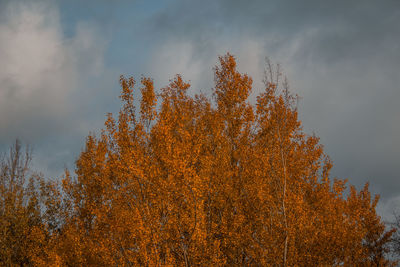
[0,0,399,221]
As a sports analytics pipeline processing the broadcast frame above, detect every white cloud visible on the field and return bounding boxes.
[147,41,206,91]
[0,1,105,142]
[146,36,269,98]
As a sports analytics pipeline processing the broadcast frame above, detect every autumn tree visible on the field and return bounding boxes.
[52,53,395,266]
[386,212,400,261]
[0,140,65,266]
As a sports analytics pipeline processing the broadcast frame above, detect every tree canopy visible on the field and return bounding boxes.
[0,54,395,266]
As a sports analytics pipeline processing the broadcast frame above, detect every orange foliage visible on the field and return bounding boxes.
[0,54,395,266]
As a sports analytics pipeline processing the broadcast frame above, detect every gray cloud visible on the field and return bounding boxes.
[0,1,112,177]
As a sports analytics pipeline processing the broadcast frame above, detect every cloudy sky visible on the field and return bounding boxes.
[0,0,399,220]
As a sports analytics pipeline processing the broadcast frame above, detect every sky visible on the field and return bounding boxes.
[0,0,399,221]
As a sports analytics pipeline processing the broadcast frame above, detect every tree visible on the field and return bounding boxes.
[40,53,395,265]
[387,212,400,261]
[0,140,65,266]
